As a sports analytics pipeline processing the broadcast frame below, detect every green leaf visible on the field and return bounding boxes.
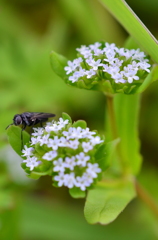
[27,173,41,180]
[50,51,68,78]
[100,0,158,63]
[6,125,30,157]
[114,94,142,175]
[105,139,120,169]
[62,112,72,124]
[95,139,119,171]
[84,178,136,224]
[136,65,158,93]
[73,120,87,129]
[69,187,86,198]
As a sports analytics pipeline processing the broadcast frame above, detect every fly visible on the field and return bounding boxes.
[6,112,56,149]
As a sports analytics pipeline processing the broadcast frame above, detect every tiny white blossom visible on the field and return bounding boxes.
[76,45,92,58]
[132,49,146,60]
[31,136,41,145]
[47,136,59,150]
[90,136,104,146]
[123,66,139,83]
[82,142,93,152]
[86,163,101,178]
[104,50,117,64]
[68,139,79,149]
[69,71,81,83]
[53,158,65,172]
[138,61,151,72]
[23,156,40,171]
[75,174,93,191]
[105,42,117,51]
[45,123,62,133]
[86,58,101,71]
[78,67,87,77]
[64,60,77,74]
[93,48,103,56]
[75,152,90,167]
[73,57,83,66]
[81,128,96,138]
[54,172,65,187]
[86,69,96,79]
[22,146,34,157]
[63,127,82,139]
[64,173,76,188]
[64,156,76,170]
[43,150,57,161]
[58,118,69,127]
[89,42,101,50]
[39,134,50,146]
[32,127,44,136]
[75,176,87,191]
[58,136,69,147]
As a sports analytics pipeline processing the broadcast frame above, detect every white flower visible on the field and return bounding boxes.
[76,45,92,58]
[58,118,69,127]
[64,156,76,170]
[63,127,83,139]
[75,152,90,167]
[22,146,34,157]
[23,156,40,171]
[86,163,101,178]
[68,139,79,149]
[78,67,87,77]
[47,136,59,150]
[31,136,41,145]
[64,58,82,74]
[69,71,81,83]
[138,61,151,72]
[42,150,57,161]
[75,174,93,191]
[81,128,96,138]
[90,136,104,146]
[123,66,139,83]
[64,173,76,188]
[53,158,65,172]
[22,116,104,191]
[104,50,117,64]
[82,142,93,152]
[86,58,101,71]
[39,134,50,146]
[32,127,44,136]
[89,42,101,50]
[86,69,96,79]
[58,136,69,147]
[54,172,65,187]
[65,42,151,89]
[105,42,117,51]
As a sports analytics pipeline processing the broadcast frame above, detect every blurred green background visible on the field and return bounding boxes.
[0,0,158,239]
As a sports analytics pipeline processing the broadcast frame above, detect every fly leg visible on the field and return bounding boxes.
[21,123,26,151]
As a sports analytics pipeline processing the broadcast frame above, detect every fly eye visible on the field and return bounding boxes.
[14,115,22,125]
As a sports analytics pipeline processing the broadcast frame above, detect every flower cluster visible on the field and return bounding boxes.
[64,42,151,94]
[21,116,104,191]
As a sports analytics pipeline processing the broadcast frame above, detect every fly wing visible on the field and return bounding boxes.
[30,112,55,121]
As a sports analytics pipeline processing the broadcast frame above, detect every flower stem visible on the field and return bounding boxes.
[106,94,118,140]
[105,93,127,173]
[135,179,158,219]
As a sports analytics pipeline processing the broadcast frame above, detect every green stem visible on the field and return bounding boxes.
[135,179,158,219]
[106,94,118,140]
[105,94,126,173]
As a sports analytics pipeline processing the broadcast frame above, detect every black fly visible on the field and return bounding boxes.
[6,112,55,149]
